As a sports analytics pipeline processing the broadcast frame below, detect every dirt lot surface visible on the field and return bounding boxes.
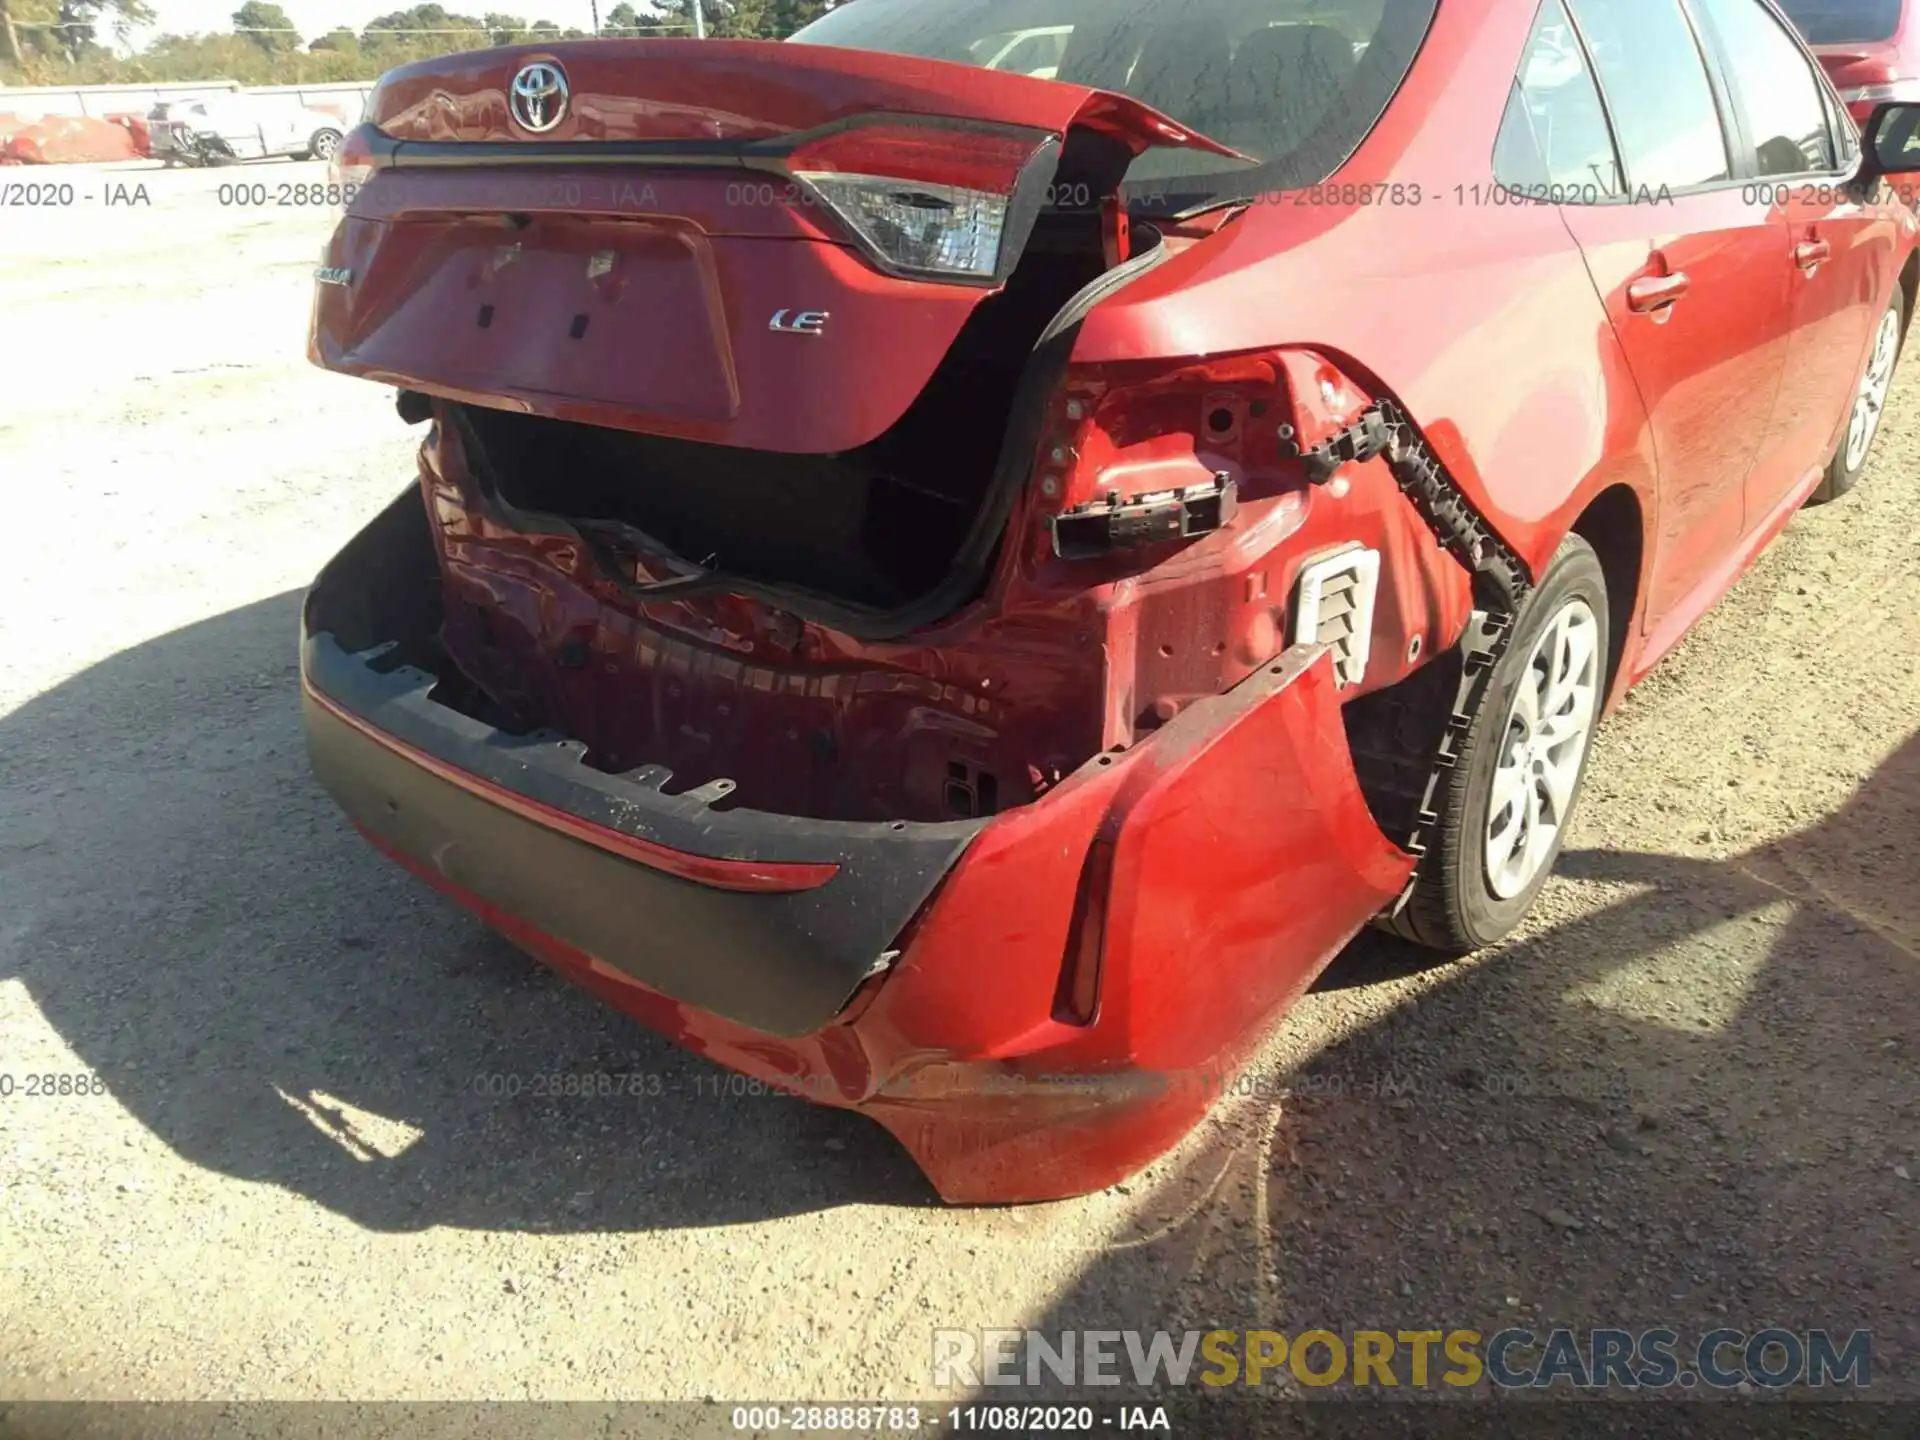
[1,163,1915,1419]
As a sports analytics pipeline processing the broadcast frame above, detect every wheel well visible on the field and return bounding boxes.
[1900,251,1918,338]
[1570,485,1643,699]
[1345,481,1647,844]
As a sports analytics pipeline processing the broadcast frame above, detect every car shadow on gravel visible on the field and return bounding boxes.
[970,732,1920,1412]
[0,592,937,1235]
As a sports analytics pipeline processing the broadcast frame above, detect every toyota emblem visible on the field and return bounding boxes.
[509,61,569,134]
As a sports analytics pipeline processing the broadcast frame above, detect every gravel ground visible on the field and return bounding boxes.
[0,163,1915,1419]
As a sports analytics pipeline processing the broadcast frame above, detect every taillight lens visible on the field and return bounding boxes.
[787,122,1056,282]
[329,124,378,190]
[796,176,1011,278]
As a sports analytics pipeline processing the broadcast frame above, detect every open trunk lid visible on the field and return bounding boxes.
[363,37,1238,153]
[310,38,1236,454]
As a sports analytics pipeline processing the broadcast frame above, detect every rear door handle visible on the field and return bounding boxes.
[1794,238,1832,270]
[1626,272,1691,314]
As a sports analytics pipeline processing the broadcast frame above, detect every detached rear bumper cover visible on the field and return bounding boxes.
[301,492,1415,1202]
[302,492,984,1038]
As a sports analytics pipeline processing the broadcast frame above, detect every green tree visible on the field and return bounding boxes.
[646,0,820,41]
[641,0,701,36]
[361,4,487,52]
[719,0,768,38]
[232,1,298,53]
[0,0,22,63]
[483,11,525,43]
[19,0,155,61]
[3,0,690,82]
[768,0,825,37]
[602,1,644,36]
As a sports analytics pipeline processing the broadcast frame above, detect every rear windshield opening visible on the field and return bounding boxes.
[1776,1,1902,44]
[792,0,1439,211]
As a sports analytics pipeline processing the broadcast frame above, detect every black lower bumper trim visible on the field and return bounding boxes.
[300,489,985,1037]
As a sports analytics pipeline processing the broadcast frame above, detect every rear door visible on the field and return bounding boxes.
[1554,0,1796,630]
[204,98,266,157]
[148,104,175,156]
[1690,0,1885,517]
[260,101,301,156]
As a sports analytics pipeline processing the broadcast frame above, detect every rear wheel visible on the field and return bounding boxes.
[308,128,342,162]
[1388,534,1609,953]
[1808,289,1905,505]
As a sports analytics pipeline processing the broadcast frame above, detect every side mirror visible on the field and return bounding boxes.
[1860,101,1920,179]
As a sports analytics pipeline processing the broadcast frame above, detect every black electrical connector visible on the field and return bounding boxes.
[1050,473,1238,560]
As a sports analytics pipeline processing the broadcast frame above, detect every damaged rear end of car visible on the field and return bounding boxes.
[302,21,1470,1201]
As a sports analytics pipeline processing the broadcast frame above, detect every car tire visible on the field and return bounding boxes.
[1808,287,1906,505]
[1386,533,1610,954]
[308,128,343,162]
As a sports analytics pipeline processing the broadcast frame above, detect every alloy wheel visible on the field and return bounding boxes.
[1484,598,1601,900]
[1844,304,1902,474]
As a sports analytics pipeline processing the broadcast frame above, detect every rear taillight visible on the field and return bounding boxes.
[329,124,377,190]
[800,178,1011,279]
[785,122,1058,283]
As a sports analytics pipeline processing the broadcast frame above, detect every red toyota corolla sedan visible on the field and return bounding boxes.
[1779,0,1920,123]
[301,0,1920,1202]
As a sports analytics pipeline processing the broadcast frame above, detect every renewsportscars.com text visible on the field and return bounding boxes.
[932,1327,1872,1391]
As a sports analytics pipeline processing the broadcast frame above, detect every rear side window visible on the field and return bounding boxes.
[1824,76,1860,163]
[1693,0,1837,173]
[1566,0,1733,190]
[1775,0,1901,42]
[1495,0,1624,199]
[792,0,1440,207]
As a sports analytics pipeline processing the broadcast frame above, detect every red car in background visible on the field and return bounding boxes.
[301,0,1920,1202]
[1780,0,1920,120]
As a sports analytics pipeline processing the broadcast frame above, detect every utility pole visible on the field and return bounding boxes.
[692,0,706,38]
[589,0,600,34]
